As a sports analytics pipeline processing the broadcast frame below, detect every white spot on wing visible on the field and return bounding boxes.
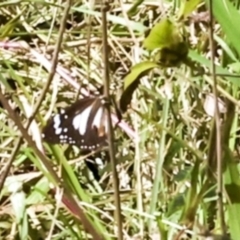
[55,128,62,135]
[72,105,96,135]
[53,115,62,135]
[92,107,104,128]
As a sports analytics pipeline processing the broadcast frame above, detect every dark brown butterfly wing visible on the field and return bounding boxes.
[42,97,108,150]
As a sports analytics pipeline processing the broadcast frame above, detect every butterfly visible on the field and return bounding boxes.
[42,97,121,151]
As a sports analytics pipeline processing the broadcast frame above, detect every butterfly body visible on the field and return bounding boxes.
[42,97,110,151]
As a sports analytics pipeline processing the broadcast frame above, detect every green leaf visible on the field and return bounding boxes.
[205,0,240,57]
[224,149,240,239]
[143,18,177,51]
[123,61,159,90]
[119,61,160,112]
[143,18,189,67]
[178,0,203,20]
[180,161,201,223]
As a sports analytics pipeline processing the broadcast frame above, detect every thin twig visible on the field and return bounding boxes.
[29,0,72,123]
[101,1,123,239]
[209,0,225,233]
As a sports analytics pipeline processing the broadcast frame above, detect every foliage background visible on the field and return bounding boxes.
[0,0,240,239]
